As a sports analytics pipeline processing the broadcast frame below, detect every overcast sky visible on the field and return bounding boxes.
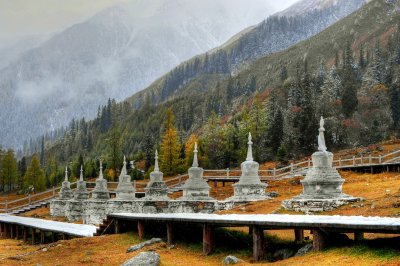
[0,0,299,48]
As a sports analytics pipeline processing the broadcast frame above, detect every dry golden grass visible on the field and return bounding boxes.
[2,167,400,265]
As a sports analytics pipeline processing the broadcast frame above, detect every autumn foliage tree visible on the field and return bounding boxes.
[160,109,181,176]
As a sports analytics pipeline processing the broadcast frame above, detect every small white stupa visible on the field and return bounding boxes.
[115,156,136,200]
[58,167,73,200]
[180,143,213,200]
[282,117,361,212]
[229,133,268,201]
[144,150,169,200]
[74,165,89,200]
[91,160,110,200]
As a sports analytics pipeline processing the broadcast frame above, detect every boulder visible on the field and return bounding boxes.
[223,255,242,265]
[127,238,162,253]
[121,251,160,266]
[295,243,313,257]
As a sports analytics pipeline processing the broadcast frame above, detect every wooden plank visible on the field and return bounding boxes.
[166,223,174,245]
[203,224,213,256]
[252,226,265,262]
[138,221,145,240]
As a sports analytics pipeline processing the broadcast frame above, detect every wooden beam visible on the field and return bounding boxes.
[252,226,265,262]
[294,229,304,243]
[0,223,3,238]
[203,223,213,256]
[312,229,327,251]
[137,221,145,240]
[166,223,174,245]
[354,232,364,242]
[51,232,56,243]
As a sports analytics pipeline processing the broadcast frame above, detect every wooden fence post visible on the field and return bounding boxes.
[290,163,294,175]
[352,156,356,166]
[28,194,32,205]
[369,154,372,165]
[273,168,276,178]
[226,168,230,178]
[308,158,311,168]
[5,200,8,213]
[379,155,382,164]
[339,158,342,167]
[360,155,363,166]
[52,186,56,198]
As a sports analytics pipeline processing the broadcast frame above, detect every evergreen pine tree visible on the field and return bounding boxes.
[24,155,46,192]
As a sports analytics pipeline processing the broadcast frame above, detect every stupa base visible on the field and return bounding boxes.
[282,195,362,213]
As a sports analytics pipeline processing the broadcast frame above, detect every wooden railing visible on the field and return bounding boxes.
[1,149,400,213]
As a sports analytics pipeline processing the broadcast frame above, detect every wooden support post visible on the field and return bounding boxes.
[166,223,174,245]
[0,223,3,238]
[15,225,19,239]
[62,233,67,240]
[203,224,213,256]
[248,226,253,236]
[4,224,9,238]
[312,229,327,251]
[31,228,36,245]
[51,232,55,243]
[214,181,217,187]
[294,229,304,243]
[222,181,225,187]
[138,221,145,240]
[23,227,27,242]
[252,226,265,262]
[114,219,120,234]
[10,224,14,239]
[40,230,45,244]
[354,232,364,242]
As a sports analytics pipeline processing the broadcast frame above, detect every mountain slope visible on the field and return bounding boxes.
[0,0,285,149]
[33,0,400,173]
[127,0,366,108]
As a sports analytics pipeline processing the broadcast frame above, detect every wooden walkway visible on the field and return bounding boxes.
[107,213,400,261]
[0,214,97,244]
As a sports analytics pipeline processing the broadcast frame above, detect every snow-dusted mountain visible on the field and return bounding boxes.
[0,0,291,149]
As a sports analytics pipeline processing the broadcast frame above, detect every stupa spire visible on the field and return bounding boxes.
[64,167,69,182]
[121,155,127,176]
[79,165,84,181]
[99,159,104,179]
[318,116,327,153]
[246,133,253,161]
[154,150,160,172]
[192,142,199,167]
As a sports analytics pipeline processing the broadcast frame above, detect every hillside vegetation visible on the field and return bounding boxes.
[5,0,400,192]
